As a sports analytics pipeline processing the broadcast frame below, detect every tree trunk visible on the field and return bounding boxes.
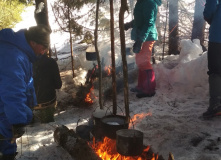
[168,0,179,55]
[34,0,52,57]
[191,0,206,51]
[34,0,49,26]
[53,125,101,160]
[95,0,103,109]
[119,0,129,122]
[110,0,117,115]
[68,4,75,78]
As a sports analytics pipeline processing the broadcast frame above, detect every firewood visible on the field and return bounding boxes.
[54,125,101,160]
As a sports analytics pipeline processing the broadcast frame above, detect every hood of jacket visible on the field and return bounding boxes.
[0,28,37,63]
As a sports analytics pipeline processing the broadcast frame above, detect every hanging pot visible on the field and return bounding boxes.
[91,109,112,139]
[86,45,97,61]
[100,115,129,139]
[75,119,92,141]
[92,109,111,126]
[86,51,97,61]
[116,129,143,156]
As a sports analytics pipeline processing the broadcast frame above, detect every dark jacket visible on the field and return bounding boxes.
[131,0,162,42]
[33,54,62,104]
[204,0,221,43]
[0,29,36,125]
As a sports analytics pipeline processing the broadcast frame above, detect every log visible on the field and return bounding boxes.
[53,125,101,160]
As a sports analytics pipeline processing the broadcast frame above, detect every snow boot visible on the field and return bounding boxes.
[136,69,156,98]
[130,69,143,93]
[203,74,221,118]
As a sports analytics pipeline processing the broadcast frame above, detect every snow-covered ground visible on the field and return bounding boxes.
[11,1,221,160]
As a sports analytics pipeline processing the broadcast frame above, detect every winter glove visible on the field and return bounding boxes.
[133,39,143,53]
[124,20,134,31]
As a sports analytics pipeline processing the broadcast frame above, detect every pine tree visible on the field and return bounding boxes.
[0,0,25,29]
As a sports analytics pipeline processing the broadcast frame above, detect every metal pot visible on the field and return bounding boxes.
[91,109,111,139]
[92,109,111,126]
[116,129,143,156]
[86,51,97,61]
[100,115,129,139]
[75,119,92,141]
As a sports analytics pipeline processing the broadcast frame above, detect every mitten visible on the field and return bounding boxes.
[133,39,143,53]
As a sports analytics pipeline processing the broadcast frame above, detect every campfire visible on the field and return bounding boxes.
[88,112,166,160]
[104,65,112,76]
[91,137,159,160]
[129,112,152,128]
[54,112,171,160]
[85,86,95,104]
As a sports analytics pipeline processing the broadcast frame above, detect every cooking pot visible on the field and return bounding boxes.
[116,129,143,156]
[86,51,97,61]
[100,115,129,139]
[86,45,97,61]
[91,109,112,139]
[92,109,112,126]
[75,119,92,141]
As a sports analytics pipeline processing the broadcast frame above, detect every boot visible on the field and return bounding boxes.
[130,69,143,93]
[136,69,156,98]
[203,74,221,118]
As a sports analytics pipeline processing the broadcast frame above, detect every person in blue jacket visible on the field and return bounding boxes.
[124,0,161,98]
[0,24,51,159]
[203,0,221,118]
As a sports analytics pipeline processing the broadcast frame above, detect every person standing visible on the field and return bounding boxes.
[33,53,62,123]
[124,0,162,98]
[0,24,51,160]
[203,0,221,118]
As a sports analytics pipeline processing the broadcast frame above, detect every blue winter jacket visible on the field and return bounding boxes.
[131,0,162,42]
[0,29,37,125]
[204,0,221,43]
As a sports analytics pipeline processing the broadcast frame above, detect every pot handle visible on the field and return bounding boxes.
[105,105,125,116]
[92,105,112,114]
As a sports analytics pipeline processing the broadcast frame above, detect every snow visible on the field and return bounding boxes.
[11,1,221,160]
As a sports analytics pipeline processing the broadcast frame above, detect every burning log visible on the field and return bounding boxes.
[53,125,102,160]
[91,136,166,160]
[72,82,95,107]
[54,125,174,160]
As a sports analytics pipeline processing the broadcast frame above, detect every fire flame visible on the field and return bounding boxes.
[91,137,158,160]
[91,112,156,160]
[129,112,152,128]
[85,86,95,104]
[104,65,112,76]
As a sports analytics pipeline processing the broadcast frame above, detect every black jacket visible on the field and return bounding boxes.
[33,54,62,104]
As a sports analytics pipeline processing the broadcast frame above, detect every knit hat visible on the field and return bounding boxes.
[25,24,52,48]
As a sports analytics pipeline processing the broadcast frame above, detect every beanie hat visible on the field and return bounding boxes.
[25,24,52,48]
